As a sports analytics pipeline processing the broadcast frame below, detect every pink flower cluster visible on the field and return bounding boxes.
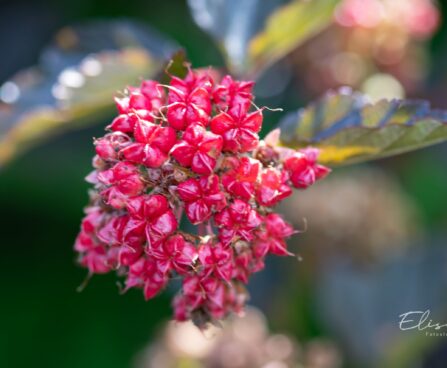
[75,68,329,326]
[336,0,439,39]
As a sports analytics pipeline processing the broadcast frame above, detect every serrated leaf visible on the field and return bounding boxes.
[0,20,178,167]
[278,89,447,166]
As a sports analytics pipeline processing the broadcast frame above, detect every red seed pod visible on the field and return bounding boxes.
[177,174,226,224]
[198,241,234,281]
[74,66,330,326]
[256,168,292,207]
[283,148,331,189]
[221,156,261,200]
[170,124,223,175]
[150,234,197,274]
[214,199,262,246]
[213,74,254,116]
[97,162,145,209]
[167,70,213,130]
[211,109,262,153]
[120,120,176,168]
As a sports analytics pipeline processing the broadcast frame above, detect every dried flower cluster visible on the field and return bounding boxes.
[74,67,329,326]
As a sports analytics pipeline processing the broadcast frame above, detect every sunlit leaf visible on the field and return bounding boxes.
[0,20,178,166]
[247,0,339,77]
[278,88,447,166]
[188,0,338,76]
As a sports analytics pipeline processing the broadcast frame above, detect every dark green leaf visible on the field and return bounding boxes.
[161,49,189,83]
[278,88,447,166]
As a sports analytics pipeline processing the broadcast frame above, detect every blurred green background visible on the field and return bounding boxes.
[1,1,447,367]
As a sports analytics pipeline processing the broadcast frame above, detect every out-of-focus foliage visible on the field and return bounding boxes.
[1,2,443,168]
[316,240,447,365]
[279,88,447,166]
[187,0,339,76]
[135,307,343,368]
[248,0,339,77]
[276,167,447,366]
[0,20,177,166]
[280,168,422,264]
[289,0,440,99]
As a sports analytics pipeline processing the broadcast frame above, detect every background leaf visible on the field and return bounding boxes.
[317,240,447,366]
[0,20,178,167]
[278,88,447,166]
[187,0,283,74]
[187,0,338,77]
[247,0,339,77]
[161,49,189,83]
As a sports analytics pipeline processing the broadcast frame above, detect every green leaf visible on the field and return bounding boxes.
[278,88,447,166]
[0,20,177,167]
[187,0,338,77]
[247,0,339,77]
[161,49,189,83]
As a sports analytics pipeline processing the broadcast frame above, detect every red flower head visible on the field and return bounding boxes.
[75,208,118,274]
[170,124,222,175]
[214,199,262,246]
[96,215,144,266]
[198,241,234,281]
[283,148,330,189]
[97,162,145,209]
[94,132,132,161]
[213,75,254,116]
[256,168,292,207]
[255,213,295,256]
[74,66,330,326]
[206,282,246,320]
[74,207,104,253]
[167,69,213,130]
[108,113,140,134]
[125,257,168,300]
[211,109,262,153]
[151,234,197,274]
[182,274,222,311]
[177,174,226,224]
[222,156,261,200]
[115,80,164,117]
[120,120,176,168]
[126,194,178,247]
